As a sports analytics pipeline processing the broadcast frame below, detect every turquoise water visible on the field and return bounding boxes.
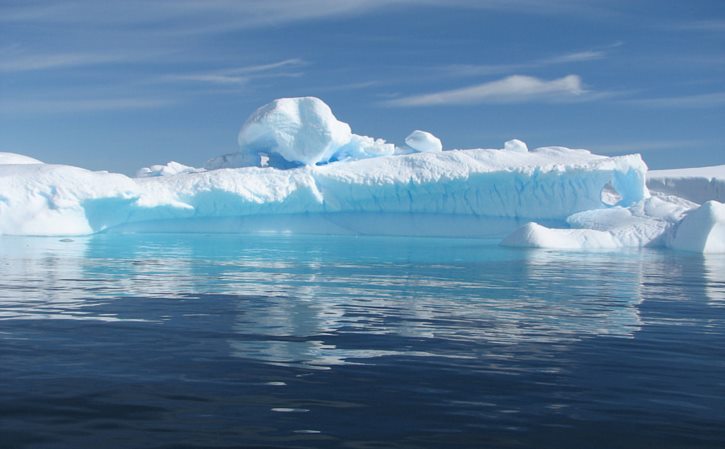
[1,234,724,448]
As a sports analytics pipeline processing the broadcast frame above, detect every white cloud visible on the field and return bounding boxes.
[439,47,610,78]
[540,50,606,64]
[385,75,586,106]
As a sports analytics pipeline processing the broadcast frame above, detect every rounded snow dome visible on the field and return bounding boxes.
[504,139,528,153]
[237,97,352,166]
[0,152,44,165]
[405,130,442,153]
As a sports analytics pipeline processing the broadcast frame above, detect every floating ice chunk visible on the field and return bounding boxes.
[501,222,620,249]
[136,161,202,178]
[503,195,698,250]
[237,97,352,166]
[504,139,528,153]
[669,201,725,253]
[405,130,442,153]
[0,152,44,165]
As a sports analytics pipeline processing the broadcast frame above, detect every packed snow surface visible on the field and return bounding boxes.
[648,164,725,203]
[405,130,443,153]
[0,152,44,165]
[137,161,202,178]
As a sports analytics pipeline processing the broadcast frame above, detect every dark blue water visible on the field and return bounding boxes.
[1,234,724,449]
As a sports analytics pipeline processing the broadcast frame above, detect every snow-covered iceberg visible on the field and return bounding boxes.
[0,146,648,237]
[0,97,722,253]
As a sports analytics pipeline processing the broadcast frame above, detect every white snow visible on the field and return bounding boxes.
[504,139,528,153]
[648,164,725,203]
[668,201,725,253]
[502,196,725,253]
[136,161,202,178]
[405,130,443,153]
[0,152,44,165]
[237,97,352,166]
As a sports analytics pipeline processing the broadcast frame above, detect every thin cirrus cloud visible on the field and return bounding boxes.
[384,74,586,107]
[439,45,616,78]
[626,92,725,108]
[162,58,306,86]
[0,1,615,31]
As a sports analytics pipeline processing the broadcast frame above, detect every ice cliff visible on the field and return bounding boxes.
[0,97,722,253]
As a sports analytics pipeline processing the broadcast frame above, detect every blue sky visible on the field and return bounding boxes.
[1,0,723,174]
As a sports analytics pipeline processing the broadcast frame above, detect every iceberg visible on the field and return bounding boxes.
[0,97,721,253]
[0,146,648,237]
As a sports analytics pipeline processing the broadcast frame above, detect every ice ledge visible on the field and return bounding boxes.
[1,147,647,237]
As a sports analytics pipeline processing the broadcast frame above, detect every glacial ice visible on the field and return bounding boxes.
[0,97,722,253]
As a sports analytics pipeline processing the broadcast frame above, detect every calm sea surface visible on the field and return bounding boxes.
[1,234,723,449]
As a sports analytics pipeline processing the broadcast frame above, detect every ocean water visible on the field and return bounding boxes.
[1,234,723,449]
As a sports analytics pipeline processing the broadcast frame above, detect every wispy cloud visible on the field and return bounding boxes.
[161,58,306,86]
[539,50,607,64]
[384,75,586,107]
[0,45,137,72]
[438,47,611,78]
[0,1,623,32]
[626,92,725,108]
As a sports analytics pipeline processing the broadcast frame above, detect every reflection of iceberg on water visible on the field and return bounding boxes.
[225,247,648,370]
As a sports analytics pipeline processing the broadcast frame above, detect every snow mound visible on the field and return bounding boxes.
[238,97,352,166]
[648,164,725,203]
[405,130,442,153]
[669,201,725,253]
[0,152,44,165]
[137,161,202,178]
[504,139,528,153]
[502,222,619,249]
[502,196,725,253]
